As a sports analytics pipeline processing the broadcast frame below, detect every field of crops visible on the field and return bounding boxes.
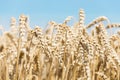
[0,9,120,80]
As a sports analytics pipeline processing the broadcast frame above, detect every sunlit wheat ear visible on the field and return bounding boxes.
[33,26,43,42]
[10,17,17,30]
[86,16,110,29]
[63,16,73,24]
[98,23,120,67]
[45,22,55,37]
[79,9,85,27]
[19,14,28,50]
[95,24,117,66]
[110,34,119,41]
[76,31,92,80]
[48,21,57,27]
[106,23,120,29]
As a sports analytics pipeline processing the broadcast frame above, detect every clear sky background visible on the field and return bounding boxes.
[0,0,120,30]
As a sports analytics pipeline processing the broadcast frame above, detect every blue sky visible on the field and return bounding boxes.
[0,0,120,30]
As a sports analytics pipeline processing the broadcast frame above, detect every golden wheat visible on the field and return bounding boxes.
[0,9,120,80]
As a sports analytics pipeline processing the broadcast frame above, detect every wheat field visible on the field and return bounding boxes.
[0,9,120,80]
